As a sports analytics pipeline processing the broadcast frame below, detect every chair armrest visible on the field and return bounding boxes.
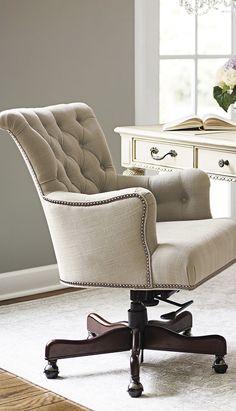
[42,187,158,288]
[116,169,212,222]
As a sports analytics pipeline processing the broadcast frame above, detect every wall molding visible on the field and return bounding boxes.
[135,0,159,125]
[0,264,66,301]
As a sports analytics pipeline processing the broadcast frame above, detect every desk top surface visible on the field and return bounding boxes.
[114,125,236,149]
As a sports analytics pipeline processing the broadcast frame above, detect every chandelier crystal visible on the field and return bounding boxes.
[180,0,236,15]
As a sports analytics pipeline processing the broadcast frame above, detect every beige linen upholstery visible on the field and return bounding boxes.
[44,187,157,288]
[116,171,212,222]
[0,102,236,291]
[153,218,236,289]
[0,103,116,194]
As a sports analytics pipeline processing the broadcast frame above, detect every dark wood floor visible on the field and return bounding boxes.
[0,369,91,411]
[0,288,91,410]
[0,287,80,306]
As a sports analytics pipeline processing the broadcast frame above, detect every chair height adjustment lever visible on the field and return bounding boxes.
[157,298,193,321]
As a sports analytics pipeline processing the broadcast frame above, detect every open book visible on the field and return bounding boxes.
[163,114,236,132]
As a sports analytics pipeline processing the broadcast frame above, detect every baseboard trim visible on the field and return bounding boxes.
[0,264,66,301]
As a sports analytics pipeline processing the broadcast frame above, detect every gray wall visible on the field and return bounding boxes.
[0,0,134,273]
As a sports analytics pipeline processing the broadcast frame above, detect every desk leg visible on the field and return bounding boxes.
[123,167,145,176]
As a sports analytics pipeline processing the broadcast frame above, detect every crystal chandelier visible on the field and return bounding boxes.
[180,0,236,15]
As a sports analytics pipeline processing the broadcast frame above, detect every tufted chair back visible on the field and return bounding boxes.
[0,103,116,195]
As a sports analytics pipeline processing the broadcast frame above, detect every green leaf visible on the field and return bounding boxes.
[222,84,230,93]
[231,85,236,98]
[213,86,236,112]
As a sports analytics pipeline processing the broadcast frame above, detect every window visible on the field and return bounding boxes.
[135,1,236,219]
[159,0,233,123]
[135,0,236,125]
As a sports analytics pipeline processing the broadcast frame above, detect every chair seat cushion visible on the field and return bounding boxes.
[152,218,236,290]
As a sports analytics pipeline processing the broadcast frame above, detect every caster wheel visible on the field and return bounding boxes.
[127,381,143,398]
[212,356,228,374]
[182,328,192,337]
[44,361,59,379]
[87,331,96,339]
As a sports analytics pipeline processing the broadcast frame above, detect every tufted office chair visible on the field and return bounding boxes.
[1,102,236,397]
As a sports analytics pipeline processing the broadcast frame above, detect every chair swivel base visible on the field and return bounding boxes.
[44,301,228,397]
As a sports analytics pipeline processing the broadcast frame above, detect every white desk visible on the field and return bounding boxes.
[115,125,236,182]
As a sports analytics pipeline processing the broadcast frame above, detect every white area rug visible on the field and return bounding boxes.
[1,266,236,411]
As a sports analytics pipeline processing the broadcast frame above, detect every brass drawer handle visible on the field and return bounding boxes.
[218,159,229,168]
[150,147,178,161]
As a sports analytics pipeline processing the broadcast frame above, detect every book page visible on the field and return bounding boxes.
[163,115,202,131]
[203,113,236,130]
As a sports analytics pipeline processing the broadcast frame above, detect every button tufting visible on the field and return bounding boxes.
[6,103,116,195]
[182,197,187,203]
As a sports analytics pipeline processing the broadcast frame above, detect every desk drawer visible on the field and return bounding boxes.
[134,139,193,169]
[197,148,236,175]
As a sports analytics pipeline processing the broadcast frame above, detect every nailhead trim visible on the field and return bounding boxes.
[60,279,192,290]
[61,279,150,288]
[43,192,153,288]
[9,132,44,196]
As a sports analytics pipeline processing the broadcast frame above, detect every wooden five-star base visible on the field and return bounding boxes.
[44,295,228,397]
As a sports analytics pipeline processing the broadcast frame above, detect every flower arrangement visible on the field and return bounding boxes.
[213,56,236,112]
